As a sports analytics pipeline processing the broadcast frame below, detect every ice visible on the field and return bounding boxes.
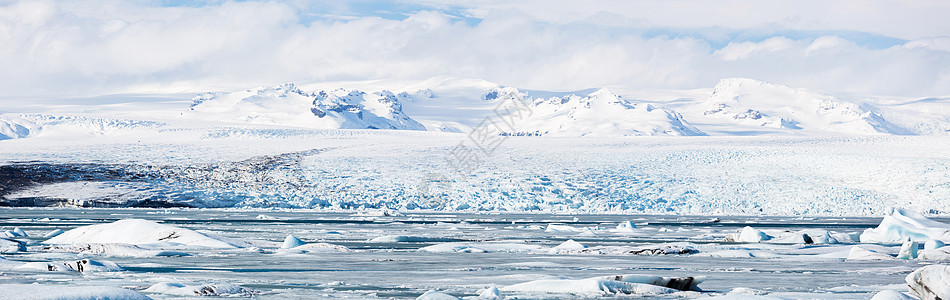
[906,264,950,300]
[545,224,583,232]
[40,243,190,257]
[615,221,637,233]
[860,208,950,244]
[370,235,461,243]
[144,282,260,296]
[549,242,698,256]
[16,258,123,272]
[726,226,772,243]
[0,238,26,253]
[476,285,502,300]
[871,290,917,300]
[0,284,150,300]
[415,290,460,300]
[501,275,679,296]
[43,229,64,238]
[278,242,350,253]
[897,239,919,259]
[281,234,306,249]
[925,240,946,251]
[420,242,546,253]
[45,219,238,249]
[846,246,894,260]
[548,239,586,254]
[919,248,950,261]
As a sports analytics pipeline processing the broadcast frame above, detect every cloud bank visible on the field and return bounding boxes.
[0,0,948,97]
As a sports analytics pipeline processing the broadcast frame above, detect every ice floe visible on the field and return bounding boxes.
[846,246,894,260]
[45,219,237,249]
[871,289,917,300]
[1,237,26,253]
[415,290,460,300]
[420,242,546,253]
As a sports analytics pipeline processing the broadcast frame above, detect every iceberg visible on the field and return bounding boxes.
[860,208,950,244]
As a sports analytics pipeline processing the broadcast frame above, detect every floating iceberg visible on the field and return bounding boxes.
[281,235,306,249]
[860,208,950,244]
[45,219,237,249]
[906,264,950,300]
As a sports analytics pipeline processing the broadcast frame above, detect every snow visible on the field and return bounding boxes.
[370,235,461,243]
[860,208,950,244]
[548,239,586,254]
[846,246,894,261]
[871,290,917,300]
[0,238,26,253]
[415,290,460,300]
[906,264,950,300]
[727,227,772,243]
[420,242,546,253]
[0,284,150,300]
[186,83,424,131]
[43,229,64,238]
[45,219,238,249]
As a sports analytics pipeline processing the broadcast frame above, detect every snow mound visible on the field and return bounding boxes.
[281,235,306,249]
[906,264,950,300]
[860,207,950,244]
[725,227,772,243]
[0,284,150,300]
[41,243,189,257]
[846,246,893,260]
[144,282,260,297]
[496,87,704,137]
[699,78,908,135]
[45,219,237,249]
[188,83,424,130]
[871,290,917,300]
[416,290,460,300]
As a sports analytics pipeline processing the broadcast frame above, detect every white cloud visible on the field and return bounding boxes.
[0,0,948,97]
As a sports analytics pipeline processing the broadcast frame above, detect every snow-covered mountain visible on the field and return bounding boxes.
[689,78,909,135]
[486,87,704,137]
[187,83,424,130]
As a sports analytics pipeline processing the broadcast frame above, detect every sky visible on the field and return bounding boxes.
[1,0,949,97]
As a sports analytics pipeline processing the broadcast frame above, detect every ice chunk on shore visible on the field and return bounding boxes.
[846,246,893,260]
[145,282,259,296]
[45,219,237,249]
[281,235,306,249]
[860,208,950,244]
[416,290,459,300]
[0,284,150,300]
[906,264,950,300]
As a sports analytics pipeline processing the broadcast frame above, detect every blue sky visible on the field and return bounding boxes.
[0,0,948,97]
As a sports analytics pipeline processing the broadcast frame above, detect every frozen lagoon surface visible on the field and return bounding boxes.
[0,208,936,299]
